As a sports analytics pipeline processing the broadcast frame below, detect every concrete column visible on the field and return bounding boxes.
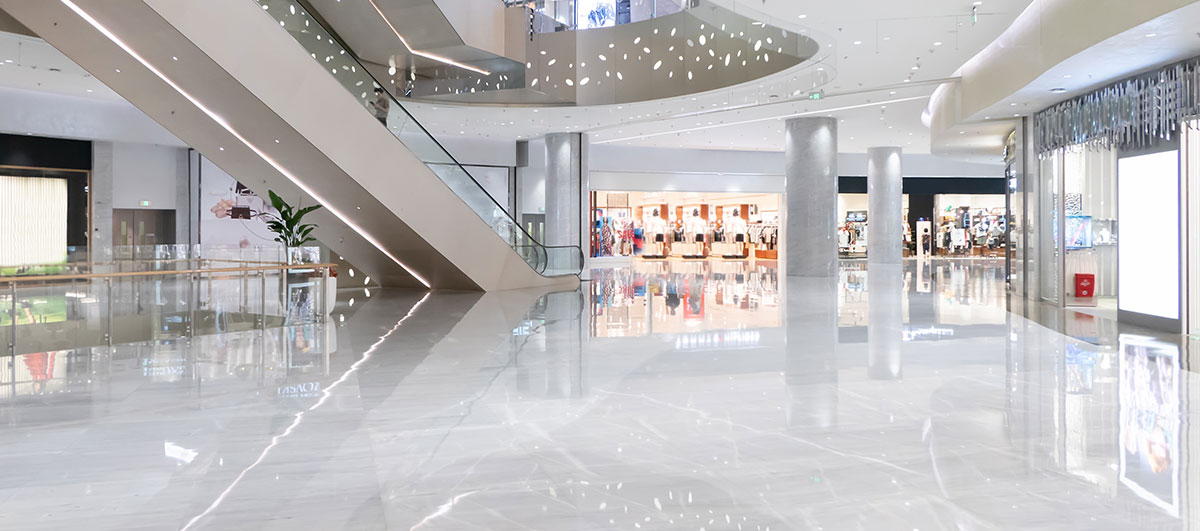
[91,142,114,262]
[867,147,903,265]
[175,147,191,247]
[784,117,838,277]
[544,133,582,248]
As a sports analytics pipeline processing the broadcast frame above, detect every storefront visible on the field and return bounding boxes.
[837,176,1007,261]
[0,133,91,271]
[835,193,909,258]
[590,191,781,261]
[930,194,1007,257]
[1021,56,1200,334]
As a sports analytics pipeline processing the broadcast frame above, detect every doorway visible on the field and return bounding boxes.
[523,213,546,244]
[113,209,176,260]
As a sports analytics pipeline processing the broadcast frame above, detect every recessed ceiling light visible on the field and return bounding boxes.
[798,14,807,19]
[1146,33,1157,37]
[933,42,943,46]
[853,41,862,45]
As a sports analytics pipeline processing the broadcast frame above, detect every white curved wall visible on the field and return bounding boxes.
[929,0,1194,159]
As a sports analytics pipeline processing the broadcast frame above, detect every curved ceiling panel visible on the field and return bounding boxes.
[927,0,1196,161]
[413,1,829,105]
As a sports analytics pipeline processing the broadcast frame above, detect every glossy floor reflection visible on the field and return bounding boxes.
[0,259,1195,529]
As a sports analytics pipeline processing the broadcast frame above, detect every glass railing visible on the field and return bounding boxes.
[0,260,335,358]
[2,245,323,278]
[505,0,685,33]
[254,0,583,278]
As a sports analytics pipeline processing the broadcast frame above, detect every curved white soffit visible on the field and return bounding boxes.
[928,0,1195,160]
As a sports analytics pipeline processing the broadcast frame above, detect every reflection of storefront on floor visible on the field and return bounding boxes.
[588,260,780,337]
[931,194,1007,257]
[590,191,781,260]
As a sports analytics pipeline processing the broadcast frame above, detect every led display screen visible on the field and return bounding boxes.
[1118,151,1180,320]
[0,176,67,268]
[577,0,616,28]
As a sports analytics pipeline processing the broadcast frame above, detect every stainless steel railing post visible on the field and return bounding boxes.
[320,266,329,324]
[260,270,267,331]
[8,282,15,357]
[105,277,113,347]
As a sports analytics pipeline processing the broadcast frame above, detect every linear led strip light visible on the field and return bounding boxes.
[61,0,431,288]
[593,96,930,144]
[365,0,491,76]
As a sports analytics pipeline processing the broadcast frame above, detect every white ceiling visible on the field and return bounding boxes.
[0,0,1034,159]
[404,0,1035,156]
[0,30,120,101]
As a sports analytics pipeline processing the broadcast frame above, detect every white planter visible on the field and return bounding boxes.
[325,275,337,315]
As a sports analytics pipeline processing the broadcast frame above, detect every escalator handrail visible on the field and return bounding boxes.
[262,0,581,277]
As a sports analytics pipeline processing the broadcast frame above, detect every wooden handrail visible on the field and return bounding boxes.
[0,263,337,284]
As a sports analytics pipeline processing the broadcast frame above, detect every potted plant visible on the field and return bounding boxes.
[262,191,331,321]
[263,190,322,264]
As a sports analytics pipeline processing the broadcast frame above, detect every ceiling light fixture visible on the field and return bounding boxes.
[59,0,431,288]
[365,0,490,75]
[594,96,927,144]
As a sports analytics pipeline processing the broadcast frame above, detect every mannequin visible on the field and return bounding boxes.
[684,208,707,257]
[725,208,748,258]
[644,208,669,258]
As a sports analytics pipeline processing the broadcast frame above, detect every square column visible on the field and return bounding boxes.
[785,117,838,277]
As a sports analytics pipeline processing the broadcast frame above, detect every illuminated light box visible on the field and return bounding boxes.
[577,0,616,28]
[0,176,68,268]
[1117,150,1180,321]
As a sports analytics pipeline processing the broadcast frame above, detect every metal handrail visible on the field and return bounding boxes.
[258,0,581,277]
[0,263,337,284]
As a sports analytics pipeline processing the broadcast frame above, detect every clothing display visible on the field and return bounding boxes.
[588,194,778,260]
[749,224,779,251]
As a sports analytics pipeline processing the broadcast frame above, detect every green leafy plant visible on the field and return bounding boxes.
[263,190,322,247]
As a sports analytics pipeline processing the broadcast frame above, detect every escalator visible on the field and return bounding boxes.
[0,0,581,291]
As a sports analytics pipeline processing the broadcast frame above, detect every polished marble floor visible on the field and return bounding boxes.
[0,258,1196,530]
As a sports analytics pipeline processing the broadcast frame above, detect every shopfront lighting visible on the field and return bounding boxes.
[59,0,431,288]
